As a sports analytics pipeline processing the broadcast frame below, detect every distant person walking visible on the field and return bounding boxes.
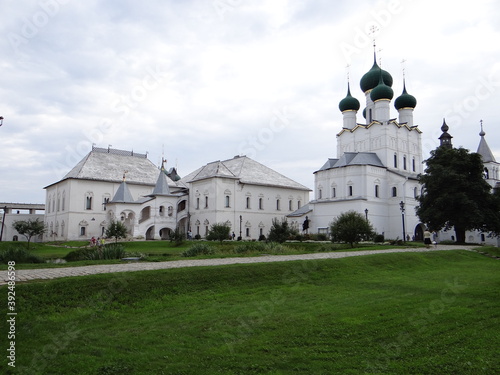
[423,228,432,248]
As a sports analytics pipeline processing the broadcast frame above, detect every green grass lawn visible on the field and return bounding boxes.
[0,240,426,269]
[1,250,499,374]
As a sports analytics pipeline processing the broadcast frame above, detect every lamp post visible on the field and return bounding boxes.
[364,208,368,221]
[239,215,242,241]
[399,201,406,242]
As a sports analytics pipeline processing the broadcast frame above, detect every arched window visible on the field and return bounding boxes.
[225,195,230,208]
[403,155,407,170]
[348,186,353,196]
[375,185,379,198]
[394,154,398,168]
[259,198,263,210]
[392,187,397,197]
[276,199,280,211]
[246,197,251,209]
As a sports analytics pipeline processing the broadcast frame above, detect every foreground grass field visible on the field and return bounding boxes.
[1,250,499,374]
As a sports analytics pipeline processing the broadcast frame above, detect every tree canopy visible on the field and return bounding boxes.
[268,218,295,243]
[105,220,128,243]
[12,218,46,250]
[330,210,374,248]
[206,222,231,243]
[416,146,500,243]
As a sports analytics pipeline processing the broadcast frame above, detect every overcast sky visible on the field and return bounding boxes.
[1,0,500,204]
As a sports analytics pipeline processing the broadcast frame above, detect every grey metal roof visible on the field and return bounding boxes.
[110,181,135,203]
[56,148,178,187]
[151,170,171,195]
[287,204,312,217]
[182,156,311,191]
[477,135,496,163]
[315,152,385,172]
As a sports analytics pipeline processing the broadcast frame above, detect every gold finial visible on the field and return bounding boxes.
[401,59,407,79]
[345,64,351,82]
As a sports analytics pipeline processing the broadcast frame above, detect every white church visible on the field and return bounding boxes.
[4,52,499,245]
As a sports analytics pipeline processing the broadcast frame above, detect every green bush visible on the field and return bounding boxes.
[233,242,266,254]
[0,247,45,264]
[181,243,215,257]
[263,242,289,254]
[258,234,266,241]
[64,244,126,261]
[374,234,385,243]
[64,248,94,262]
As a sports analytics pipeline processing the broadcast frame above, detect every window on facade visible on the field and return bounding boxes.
[368,108,372,122]
[403,156,407,170]
[205,196,209,209]
[318,189,322,199]
[260,228,263,236]
[246,197,251,209]
[57,196,60,212]
[289,200,292,211]
[392,187,397,197]
[394,154,398,168]
[246,228,250,237]
[196,197,200,209]
[205,226,209,236]
[332,188,336,198]
[225,195,230,208]
[276,199,280,211]
[348,186,353,196]
[168,206,173,216]
[298,200,301,209]
[80,227,86,236]
[52,199,55,212]
[86,196,92,210]
[196,226,200,235]
[102,197,109,211]
[414,187,418,198]
[62,194,66,211]
[259,198,263,210]
[412,158,416,172]
[375,184,379,198]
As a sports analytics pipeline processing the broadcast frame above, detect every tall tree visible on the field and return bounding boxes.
[105,220,128,243]
[416,146,500,243]
[330,210,374,248]
[12,218,46,250]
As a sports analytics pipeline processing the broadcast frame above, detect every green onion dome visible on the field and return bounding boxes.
[370,74,394,102]
[360,58,393,93]
[394,82,417,110]
[338,83,360,112]
[362,107,366,119]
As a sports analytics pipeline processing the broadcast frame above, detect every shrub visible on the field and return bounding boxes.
[64,248,94,262]
[233,242,266,254]
[206,223,231,243]
[181,243,215,257]
[0,247,44,264]
[316,233,328,241]
[65,244,126,261]
[194,234,201,240]
[258,234,266,241]
[374,234,385,243]
[268,218,292,243]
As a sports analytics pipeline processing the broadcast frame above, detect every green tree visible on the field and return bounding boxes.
[268,218,294,243]
[105,219,128,243]
[330,211,374,248]
[12,218,46,250]
[169,226,184,247]
[417,146,500,243]
[206,222,231,243]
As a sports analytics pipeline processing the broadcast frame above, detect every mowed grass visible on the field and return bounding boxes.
[1,251,499,374]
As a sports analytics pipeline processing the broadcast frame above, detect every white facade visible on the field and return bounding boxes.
[306,57,425,240]
[43,148,310,241]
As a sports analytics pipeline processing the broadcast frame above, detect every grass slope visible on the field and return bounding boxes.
[1,251,499,374]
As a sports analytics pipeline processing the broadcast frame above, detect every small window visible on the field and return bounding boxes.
[413,187,418,198]
[80,227,86,236]
[332,188,336,198]
[348,186,353,196]
[276,199,280,211]
[375,185,379,198]
[225,195,230,208]
[403,156,407,170]
[259,198,263,210]
[394,154,398,168]
[412,158,416,172]
[289,200,293,211]
[246,197,251,209]
[297,200,301,209]
[392,187,397,197]
[318,189,322,199]
[205,196,208,209]
[196,197,200,210]
[86,196,92,210]
[246,228,250,237]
